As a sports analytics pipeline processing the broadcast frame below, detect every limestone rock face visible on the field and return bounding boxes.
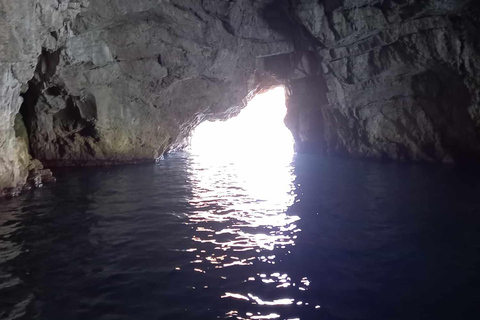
[19,0,292,166]
[285,0,480,162]
[0,0,88,191]
[2,0,480,193]
[1,0,292,192]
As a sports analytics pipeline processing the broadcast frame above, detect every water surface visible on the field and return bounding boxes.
[1,152,480,320]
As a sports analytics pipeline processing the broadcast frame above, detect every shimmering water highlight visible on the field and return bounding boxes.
[1,152,480,320]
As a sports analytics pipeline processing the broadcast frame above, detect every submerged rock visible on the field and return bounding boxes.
[27,167,56,188]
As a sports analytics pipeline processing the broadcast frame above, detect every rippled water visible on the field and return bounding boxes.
[1,152,480,320]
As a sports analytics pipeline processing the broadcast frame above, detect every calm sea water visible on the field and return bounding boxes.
[1,152,480,320]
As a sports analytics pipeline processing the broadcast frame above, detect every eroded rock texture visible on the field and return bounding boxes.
[0,0,88,192]
[1,0,292,193]
[284,0,480,162]
[2,0,480,193]
[19,0,292,167]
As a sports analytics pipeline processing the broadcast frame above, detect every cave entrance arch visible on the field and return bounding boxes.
[190,86,294,160]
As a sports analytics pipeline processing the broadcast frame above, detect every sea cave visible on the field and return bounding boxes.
[1,1,480,319]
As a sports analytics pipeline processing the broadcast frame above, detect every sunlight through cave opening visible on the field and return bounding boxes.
[190,86,294,161]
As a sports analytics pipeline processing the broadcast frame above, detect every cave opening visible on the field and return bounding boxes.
[190,86,294,161]
[188,85,296,216]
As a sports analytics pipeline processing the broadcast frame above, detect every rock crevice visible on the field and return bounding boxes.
[281,0,480,162]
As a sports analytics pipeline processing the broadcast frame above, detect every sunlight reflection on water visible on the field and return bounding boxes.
[184,88,316,319]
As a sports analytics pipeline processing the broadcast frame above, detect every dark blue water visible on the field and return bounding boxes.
[1,152,480,320]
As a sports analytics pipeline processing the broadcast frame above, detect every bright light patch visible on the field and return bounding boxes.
[187,86,298,271]
[190,86,294,159]
[185,87,306,319]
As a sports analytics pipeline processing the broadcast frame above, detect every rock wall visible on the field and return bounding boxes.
[0,0,88,192]
[2,0,480,193]
[284,0,480,162]
[18,0,292,168]
[0,0,292,193]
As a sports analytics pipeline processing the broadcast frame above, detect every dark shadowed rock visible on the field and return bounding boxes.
[283,0,480,163]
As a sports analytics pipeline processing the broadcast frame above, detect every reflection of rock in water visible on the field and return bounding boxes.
[0,203,32,320]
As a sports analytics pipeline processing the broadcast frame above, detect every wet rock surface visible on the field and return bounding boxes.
[1,159,55,198]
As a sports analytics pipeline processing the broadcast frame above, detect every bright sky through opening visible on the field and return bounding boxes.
[190,86,294,160]
[189,86,296,232]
